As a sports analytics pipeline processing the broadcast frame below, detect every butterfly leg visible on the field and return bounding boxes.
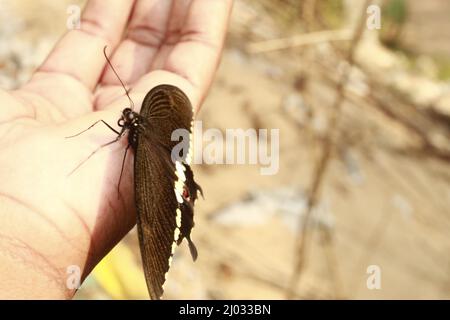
[116,143,131,199]
[68,135,124,176]
[66,119,120,138]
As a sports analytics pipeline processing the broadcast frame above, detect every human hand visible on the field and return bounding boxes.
[0,0,232,299]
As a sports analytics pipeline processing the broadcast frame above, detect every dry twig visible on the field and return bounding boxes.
[247,29,353,54]
[286,0,371,299]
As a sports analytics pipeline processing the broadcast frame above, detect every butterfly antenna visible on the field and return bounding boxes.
[103,46,135,110]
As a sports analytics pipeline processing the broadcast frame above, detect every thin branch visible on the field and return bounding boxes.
[247,29,353,54]
[286,0,371,299]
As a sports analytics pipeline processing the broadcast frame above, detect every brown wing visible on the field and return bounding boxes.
[134,85,201,299]
[134,139,178,300]
[140,84,193,152]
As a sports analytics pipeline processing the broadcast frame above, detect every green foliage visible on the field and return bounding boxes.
[380,0,408,49]
[435,56,450,81]
[383,0,407,24]
[317,0,344,28]
[249,0,345,31]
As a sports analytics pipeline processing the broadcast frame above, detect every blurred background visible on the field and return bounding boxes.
[1,0,450,299]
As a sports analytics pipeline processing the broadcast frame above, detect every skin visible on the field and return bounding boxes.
[0,0,233,299]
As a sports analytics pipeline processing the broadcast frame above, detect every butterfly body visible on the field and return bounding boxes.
[117,107,141,148]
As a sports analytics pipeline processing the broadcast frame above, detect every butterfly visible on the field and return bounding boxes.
[121,84,203,299]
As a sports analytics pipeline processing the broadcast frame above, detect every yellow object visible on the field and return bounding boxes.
[93,242,148,299]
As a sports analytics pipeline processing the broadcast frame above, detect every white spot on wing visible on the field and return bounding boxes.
[171,241,177,254]
[176,208,182,227]
[162,242,178,291]
[174,188,183,203]
[175,179,184,194]
[175,161,186,182]
[186,132,193,165]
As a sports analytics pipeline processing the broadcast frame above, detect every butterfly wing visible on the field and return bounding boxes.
[139,84,193,152]
[134,141,177,300]
[134,85,201,299]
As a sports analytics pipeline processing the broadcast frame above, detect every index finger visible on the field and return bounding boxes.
[37,0,135,91]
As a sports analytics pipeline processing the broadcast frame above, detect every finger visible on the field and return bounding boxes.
[150,0,233,105]
[36,0,135,91]
[97,0,233,114]
[148,0,193,71]
[100,0,174,86]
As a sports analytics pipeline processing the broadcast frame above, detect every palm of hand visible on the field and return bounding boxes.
[0,0,231,299]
